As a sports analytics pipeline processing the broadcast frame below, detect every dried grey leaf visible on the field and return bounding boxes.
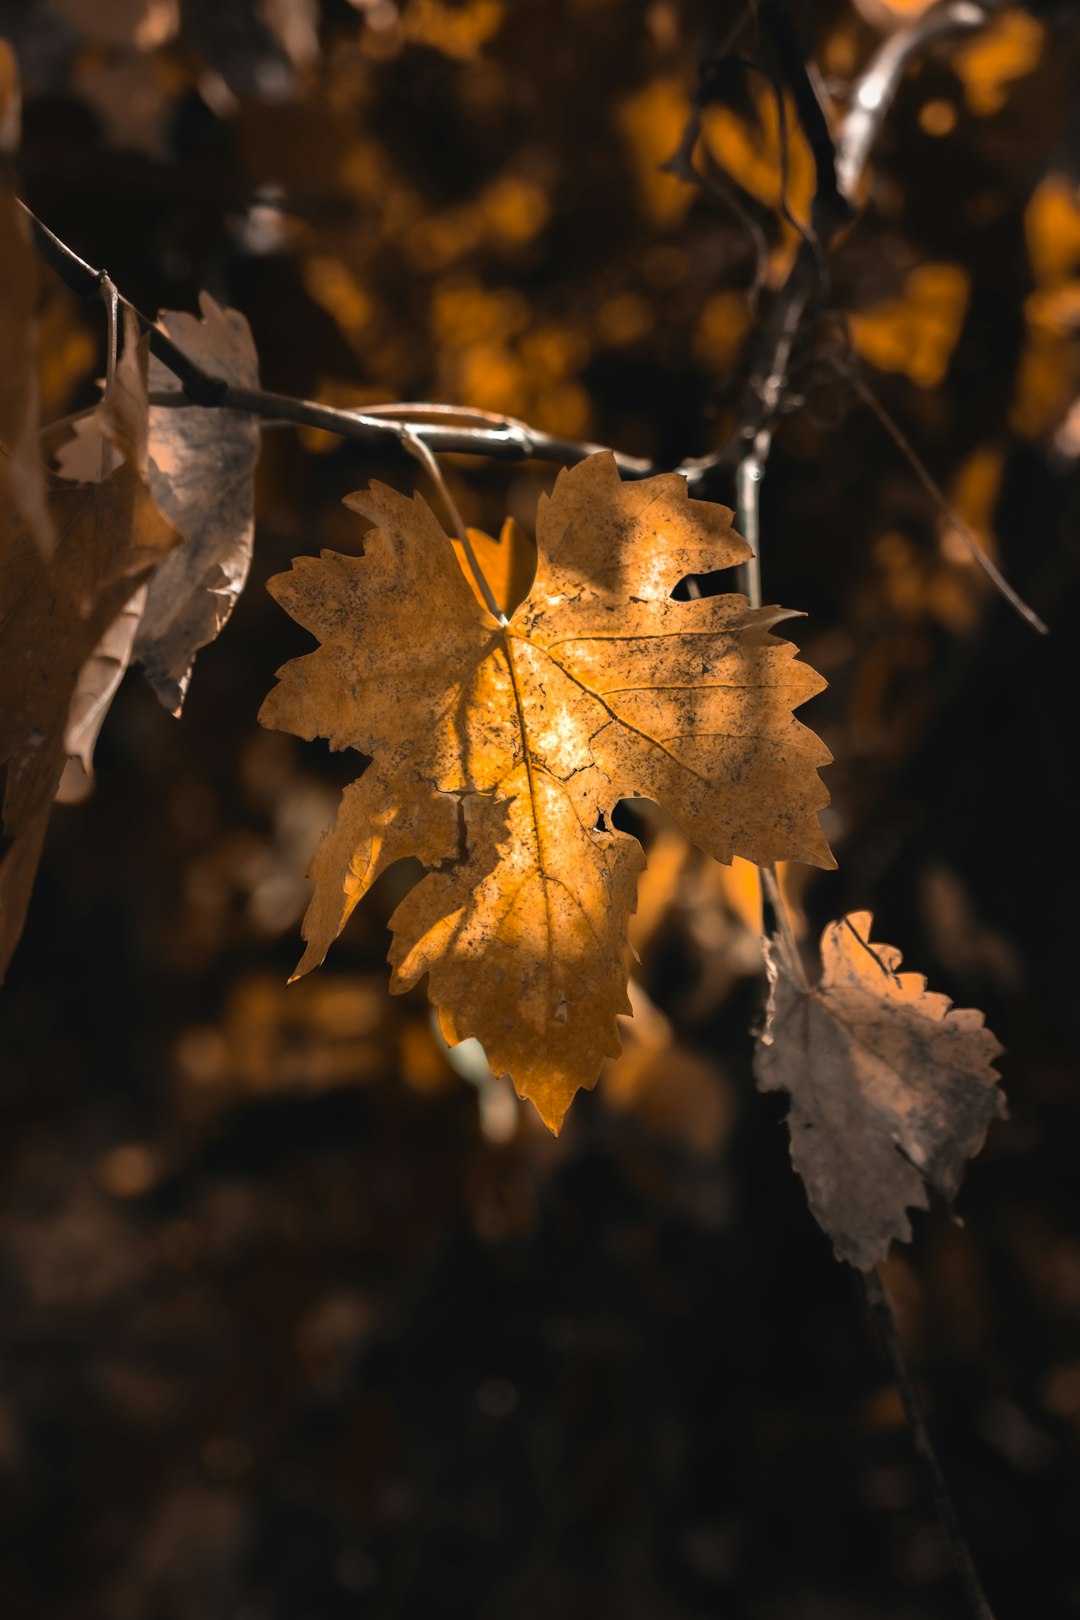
[134,293,260,714]
[754,911,1005,1269]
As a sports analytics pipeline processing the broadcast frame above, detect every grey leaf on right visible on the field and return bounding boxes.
[754,911,1005,1269]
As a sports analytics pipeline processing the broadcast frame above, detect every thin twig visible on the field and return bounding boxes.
[663,104,770,311]
[688,0,996,491]
[399,430,470,541]
[739,52,829,298]
[738,228,1003,1620]
[735,438,806,986]
[850,372,1048,635]
[100,273,119,394]
[21,203,228,405]
[23,200,663,485]
[98,272,119,480]
[834,1,991,201]
[762,865,807,987]
[735,435,766,606]
[689,148,770,312]
[861,1267,998,1620]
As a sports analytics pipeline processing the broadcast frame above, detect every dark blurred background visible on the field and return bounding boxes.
[1,1,1079,1615]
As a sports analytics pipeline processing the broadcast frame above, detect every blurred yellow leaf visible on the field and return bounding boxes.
[403,0,504,61]
[849,264,969,388]
[1026,178,1080,285]
[953,10,1044,117]
[1013,177,1080,438]
[616,75,693,230]
[701,87,814,222]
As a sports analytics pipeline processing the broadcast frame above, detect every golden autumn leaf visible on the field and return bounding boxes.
[261,452,833,1131]
[451,516,535,619]
[754,911,1005,1269]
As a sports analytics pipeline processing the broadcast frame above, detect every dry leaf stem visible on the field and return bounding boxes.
[741,392,995,1607]
[733,129,997,1608]
[848,370,1048,635]
[862,1268,999,1620]
[399,428,507,626]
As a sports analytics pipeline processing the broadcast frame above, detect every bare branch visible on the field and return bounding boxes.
[861,1269,999,1620]
[23,200,662,485]
[850,371,1048,635]
[835,1,992,201]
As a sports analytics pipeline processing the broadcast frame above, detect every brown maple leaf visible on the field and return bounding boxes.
[261,451,833,1130]
[0,172,51,559]
[754,911,1006,1269]
[0,319,181,978]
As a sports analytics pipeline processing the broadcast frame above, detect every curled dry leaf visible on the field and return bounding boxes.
[261,451,833,1130]
[754,911,1005,1269]
[57,293,261,724]
[60,582,148,783]
[0,320,181,978]
[135,293,260,714]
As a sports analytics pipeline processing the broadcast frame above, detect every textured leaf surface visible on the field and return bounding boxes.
[57,293,260,718]
[754,911,1005,1268]
[0,173,50,558]
[135,294,260,713]
[61,582,148,779]
[261,452,833,1129]
[0,327,180,977]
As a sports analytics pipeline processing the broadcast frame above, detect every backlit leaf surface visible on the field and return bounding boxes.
[261,452,833,1129]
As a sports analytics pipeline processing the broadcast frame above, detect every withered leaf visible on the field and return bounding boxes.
[0,324,181,978]
[754,911,1005,1269]
[0,169,51,557]
[60,581,148,782]
[58,293,261,719]
[135,294,260,714]
[261,451,833,1130]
